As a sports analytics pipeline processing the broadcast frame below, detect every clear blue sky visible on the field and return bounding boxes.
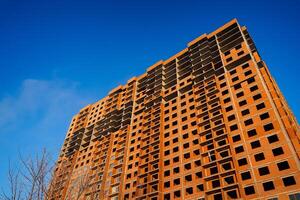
[0,0,299,188]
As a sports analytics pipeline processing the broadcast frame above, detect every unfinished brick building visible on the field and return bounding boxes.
[49,19,300,200]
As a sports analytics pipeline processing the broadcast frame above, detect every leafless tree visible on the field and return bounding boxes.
[19,149,53,200]
[64,170,94,200]
[1,149,97,200]
[0,162,23,200]
[0,149,54,200]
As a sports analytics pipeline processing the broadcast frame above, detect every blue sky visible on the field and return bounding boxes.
[0,0,299,188]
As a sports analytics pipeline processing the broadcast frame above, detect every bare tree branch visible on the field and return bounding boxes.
[64,168,94,200]
[1,148,54,200]
[0,161,23,200]
[1,149,99,200]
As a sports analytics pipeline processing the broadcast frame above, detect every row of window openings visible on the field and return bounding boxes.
[230,64,253,84]
[223,92,262,109]
[163,187,237,199]
[229,112,270,129]
[201,117,226,131]
[170,159,289,189]
[125,170,138,179]
[164,97,194,108]
[140,145,160,155]
[136,113,160,123]
[203,175,297,196]
[164,130,198,147]
[201,129,226,144]
[165,119,196,130]
[203,147,230,163]
[224,43,243,56]
[132,120,159,130]
[164,166,202,179]
[164,185,204,197]
[233,131,279,144]
[197,84,218,96]
[165,112,196,123]
[130,128,159,138]
[197,87,217,101]
[164,105,195,115]
[164,174,203,187]
[237,146,285,167]
[234,135,278,153]
[164,154,201,166]
[203,136,231,152]
[128,151,140,161]
[219,72,254,92]
[164,120,197,132]
[230,120,274,137]
[133,111,160,124]
[201,109,223,122]
[229,61,250,75]
[199,101,221,113]
[127,161,140,170]
[137,153,159,165]
[218,96,264,128]
[164,125,198,139]
[241,161,291,182]
[243,176,297,195]
[215,63,250,86]
[201,102,267,134]
[164,162,200,176]
[222,83,259,99]
[225,50,245,63]
[197,89,219,103]
[135,164,159,175]
[164,188,203,200]
[164,139,199,154]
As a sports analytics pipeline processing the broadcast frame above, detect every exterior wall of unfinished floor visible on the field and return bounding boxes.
[49,19,300,200]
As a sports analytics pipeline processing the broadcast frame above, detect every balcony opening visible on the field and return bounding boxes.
[283,176,296,186]
[222,162,232,171]
[224,176,234,184]
[174,190,181,198]
[210,167,218,175]
[196,172,202,178]
[186,187,193,195]
[247,129,257,137]
[277,161,290,171]
[263,181,275,191]
[212,179,220,188]
[185,175,192,182]
[174,178,180,186]
[227,190,238,198]
[244,186,255,195]
[214,193,222,200]
[250,140,261,149]
[173,167,180,174]
[164,181,170,188]
[197,184,204,192]
[238,158,247,166]
[272,147,284,156]
[184,163,191,170]
[258,166,270,176]
[164,194,170,200]
[267,134,279,143]
[254,153,265,162]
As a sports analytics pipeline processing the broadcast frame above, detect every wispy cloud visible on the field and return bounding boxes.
[0,78,96,189]
[0,78,96,162]
[0,78,92,132]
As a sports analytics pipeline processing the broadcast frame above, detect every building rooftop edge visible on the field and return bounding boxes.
[73,18,240,117]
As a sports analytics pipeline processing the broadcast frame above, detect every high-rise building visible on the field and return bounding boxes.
[49,19,300,200]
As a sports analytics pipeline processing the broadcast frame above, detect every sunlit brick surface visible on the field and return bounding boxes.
[49,19,300,200]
